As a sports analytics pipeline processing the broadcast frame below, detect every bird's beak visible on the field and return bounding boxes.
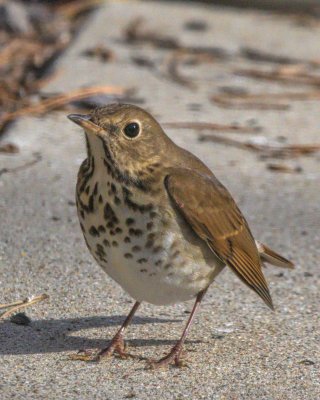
[67,113,103,136]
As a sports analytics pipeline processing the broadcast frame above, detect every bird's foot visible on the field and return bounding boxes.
[69,333,132,362]
[147,344,188,369]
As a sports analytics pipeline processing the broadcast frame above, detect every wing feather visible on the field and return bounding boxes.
[165,169,274,309]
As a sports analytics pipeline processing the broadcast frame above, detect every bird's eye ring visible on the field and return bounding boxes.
[123,122,140,139]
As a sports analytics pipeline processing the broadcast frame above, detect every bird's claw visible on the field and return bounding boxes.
[69,334,131,362]
[146,346,188,369]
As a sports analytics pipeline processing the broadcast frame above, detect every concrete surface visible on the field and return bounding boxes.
[0,1,319,399]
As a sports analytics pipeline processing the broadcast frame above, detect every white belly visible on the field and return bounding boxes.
[77,175,224,305]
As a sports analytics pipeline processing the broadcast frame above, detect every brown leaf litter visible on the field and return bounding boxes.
[0,0,104,136]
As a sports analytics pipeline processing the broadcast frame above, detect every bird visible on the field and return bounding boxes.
[67,103,294,368]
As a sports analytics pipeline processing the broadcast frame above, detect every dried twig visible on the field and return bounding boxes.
[211,90,320,110]
[240,47,320,68]
[53,0,102,19]
[0,294,49,321]
[0,85,128,131]
[125,18,230,88]
[212,98,289,110]
[125,18,231,89]
[164,122,261,133]
[125,18,229,59]
[235,66,320,87]
[267,163,303,173]
[0,152,42,177]
[164,52,195,88]
[125,17,179,49]
[199,134,320,158]
[163,48,231,88]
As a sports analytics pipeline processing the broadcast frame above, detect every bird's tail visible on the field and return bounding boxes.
[256,241,294,269]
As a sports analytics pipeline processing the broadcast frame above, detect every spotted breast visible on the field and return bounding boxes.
[76,134,224,306]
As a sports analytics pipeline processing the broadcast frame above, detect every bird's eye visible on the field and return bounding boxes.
[123,122,140,139]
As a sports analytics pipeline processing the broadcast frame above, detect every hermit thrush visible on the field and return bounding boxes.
[68,104,293,368]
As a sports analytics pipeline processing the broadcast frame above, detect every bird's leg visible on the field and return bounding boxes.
[70,301,141,362]
[148,289,207,369]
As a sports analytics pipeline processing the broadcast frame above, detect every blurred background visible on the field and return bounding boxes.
[1,1,319,399]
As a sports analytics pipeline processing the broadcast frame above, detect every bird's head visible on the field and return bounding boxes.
[68,104,174,189]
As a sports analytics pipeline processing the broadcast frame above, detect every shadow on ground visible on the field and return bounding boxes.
[0,315,205,355]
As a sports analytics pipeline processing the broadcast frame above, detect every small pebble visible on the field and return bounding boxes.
[10,312,31,326]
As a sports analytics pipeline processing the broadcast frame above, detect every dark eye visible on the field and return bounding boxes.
[123,122,140,138]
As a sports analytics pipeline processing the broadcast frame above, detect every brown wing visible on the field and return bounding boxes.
[165,169,274,310]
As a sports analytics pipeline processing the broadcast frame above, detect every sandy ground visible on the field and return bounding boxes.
[0,1,319,399]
